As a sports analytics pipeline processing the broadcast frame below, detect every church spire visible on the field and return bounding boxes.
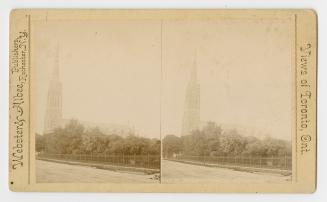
[52,44,60,81]
[190,51,198,84]
[181,50,201,136]
[44,44,63,134]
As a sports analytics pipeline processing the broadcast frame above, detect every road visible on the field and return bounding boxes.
[37,160,291,184]
[162,160,291,183]
[36,160,159,183]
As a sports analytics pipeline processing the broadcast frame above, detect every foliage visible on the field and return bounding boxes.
[37,119,160,155]
[35,133,45,152]
[163,122,291,157]
[162,134,183,157]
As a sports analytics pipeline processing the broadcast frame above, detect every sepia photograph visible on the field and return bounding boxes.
[33,17,293,184]
[33,20,162,183]
[8,9,317,192]
[161,19,293,183]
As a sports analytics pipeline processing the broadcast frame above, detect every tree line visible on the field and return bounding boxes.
[36,119,160,156]
[163,122,291,158]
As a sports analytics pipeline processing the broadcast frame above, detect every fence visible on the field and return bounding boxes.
[37,153,160,170]
[167,155,292,171]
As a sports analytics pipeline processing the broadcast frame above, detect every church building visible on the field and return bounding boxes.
[43,45,63,134]
[181,56,201,136]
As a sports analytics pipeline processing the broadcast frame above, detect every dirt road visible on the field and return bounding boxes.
[36,159,291,184]
[162,160,291,183]
[36,160,159,183]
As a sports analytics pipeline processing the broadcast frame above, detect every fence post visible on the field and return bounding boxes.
[147,153,150,168]
[122,153,124,165]
[284,155,287,170]
[134,154,136,167]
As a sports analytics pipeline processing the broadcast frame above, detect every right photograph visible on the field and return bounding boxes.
[161,18,293,184]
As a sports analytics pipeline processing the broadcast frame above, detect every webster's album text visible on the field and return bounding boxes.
[10,31,29,169]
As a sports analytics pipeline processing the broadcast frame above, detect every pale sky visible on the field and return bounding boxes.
[33,20,162,138]
[33,18,292,140]
[162,19,292,140]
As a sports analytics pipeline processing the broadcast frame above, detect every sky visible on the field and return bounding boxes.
[32,17,292,140]
[33,20,162,138]
[161,19,292,140]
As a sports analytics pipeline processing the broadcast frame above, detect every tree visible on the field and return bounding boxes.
[44,119,84,154]
[162,135,182,157]
[242,137,265,156]
[219,129,246,156]
[35,133,45,152]
[162,121,291,158]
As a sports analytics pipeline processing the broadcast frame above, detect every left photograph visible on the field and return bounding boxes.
[32,20,162,183]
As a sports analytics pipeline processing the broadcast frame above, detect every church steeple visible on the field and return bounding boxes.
[190,52,198,84]
[44,44,63,134]
[181,52,201,136]
[52,43,60,81]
